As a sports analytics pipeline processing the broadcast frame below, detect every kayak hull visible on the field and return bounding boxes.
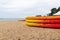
[26,20,60,24]
[26,16,60,20]
[26,22,60,28]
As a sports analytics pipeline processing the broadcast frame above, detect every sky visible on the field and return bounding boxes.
[0,0,60,18]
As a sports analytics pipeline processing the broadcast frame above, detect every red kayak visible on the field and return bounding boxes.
[26,22,60,28]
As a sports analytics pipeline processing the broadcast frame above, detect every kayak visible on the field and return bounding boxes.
[26,16,60,20]
[26,20,60,24]
[26,16,60,28]
[26,22,60,28]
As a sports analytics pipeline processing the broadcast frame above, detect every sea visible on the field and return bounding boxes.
[0,18,25,21]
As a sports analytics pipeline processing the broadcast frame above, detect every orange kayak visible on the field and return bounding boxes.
[26,22,60,28]
[26,20,60,23]
[26,16,60,20]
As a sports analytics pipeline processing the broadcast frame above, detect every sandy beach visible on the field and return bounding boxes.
[0,20,60,40]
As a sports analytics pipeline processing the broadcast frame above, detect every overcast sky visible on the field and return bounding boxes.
[0,0,60,18]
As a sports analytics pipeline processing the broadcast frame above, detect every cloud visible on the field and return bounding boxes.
[0,0,60,18]
[0,0,38,13]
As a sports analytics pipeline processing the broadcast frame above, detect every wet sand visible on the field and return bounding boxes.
[0,21,60,40]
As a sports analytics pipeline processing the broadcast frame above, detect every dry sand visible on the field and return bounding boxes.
[0,20,60,40]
